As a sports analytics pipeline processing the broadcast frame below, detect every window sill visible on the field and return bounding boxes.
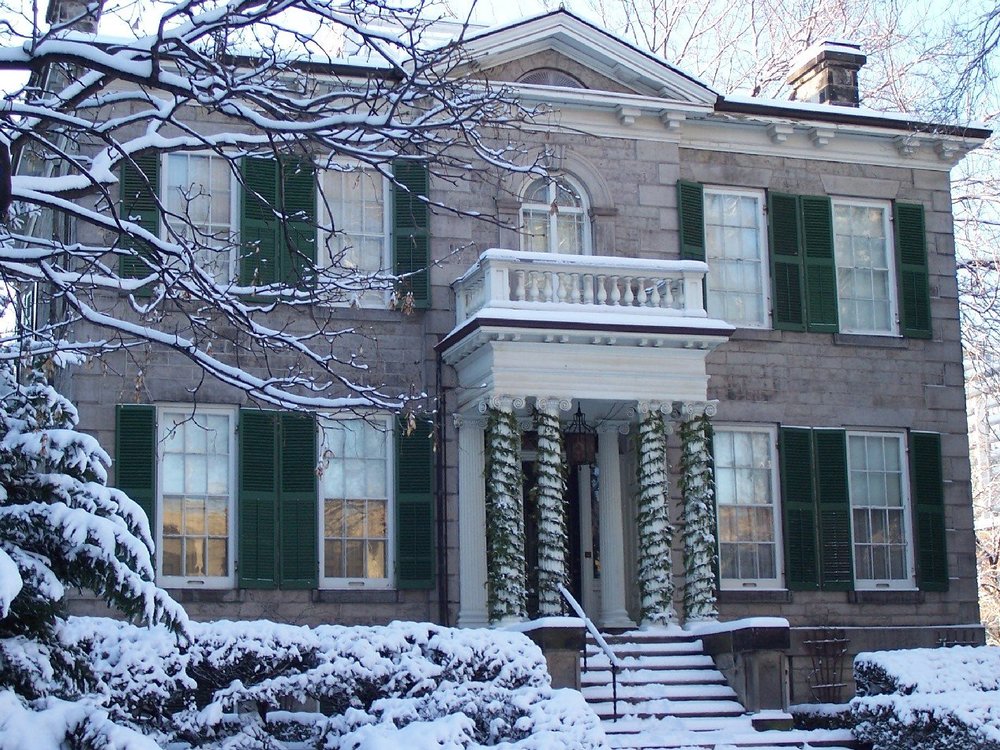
[847,589,924,604]
[168,588,244,604]
[833,332,906,348]
[717,589,792,604]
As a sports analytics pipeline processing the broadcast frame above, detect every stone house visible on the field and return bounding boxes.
[59,9,989,704]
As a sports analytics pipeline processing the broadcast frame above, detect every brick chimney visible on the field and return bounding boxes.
[46,0,103,33]
[786,40,867,107]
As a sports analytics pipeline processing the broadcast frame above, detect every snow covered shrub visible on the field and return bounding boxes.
[851,646,1000,750]
[852,692,1000,750]
[855,645,1000,696]
[0,360,186,700]
[49,616,605,749]
[790,702,854,730]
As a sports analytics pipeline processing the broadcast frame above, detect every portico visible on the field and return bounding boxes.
[439,249,733,626]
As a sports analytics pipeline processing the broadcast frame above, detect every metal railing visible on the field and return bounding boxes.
[558,584,622,721]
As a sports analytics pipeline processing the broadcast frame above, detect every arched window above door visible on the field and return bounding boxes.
[519,175,591,255]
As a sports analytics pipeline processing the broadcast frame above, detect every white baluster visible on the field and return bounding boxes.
[610,276,622,305]
[649,278,661,308]
[569,273,581,303]
[623,276,635,306]
[557,272,568,303]
[513,270,526,301]
[583,274,595,304]
[636,276,647,306]
[663,278,674,308]
[597,275,608,305]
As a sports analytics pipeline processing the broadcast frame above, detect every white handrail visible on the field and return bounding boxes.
[558,583,622,721]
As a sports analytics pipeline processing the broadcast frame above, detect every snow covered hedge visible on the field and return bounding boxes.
[851,646,1000,750]
[0,616,606,749]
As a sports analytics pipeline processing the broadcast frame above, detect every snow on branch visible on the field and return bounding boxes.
[2,0,540,410]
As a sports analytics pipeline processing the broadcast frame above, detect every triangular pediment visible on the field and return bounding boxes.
[460,10,718,106]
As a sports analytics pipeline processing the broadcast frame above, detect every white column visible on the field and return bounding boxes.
[456,415,488,628]
[598,423,636,629]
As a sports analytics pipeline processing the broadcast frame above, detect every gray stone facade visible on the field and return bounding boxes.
[61,10,987,703]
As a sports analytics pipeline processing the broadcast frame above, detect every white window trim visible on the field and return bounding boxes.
[155,404,238,590]
[518,174,593,255]
[704,186,771,329]
[832,197,900,337]
[317,414,394,590]
[160,152,240,282]
[316,164,392,308]
[847,429,916,590]
[714,423,784,590]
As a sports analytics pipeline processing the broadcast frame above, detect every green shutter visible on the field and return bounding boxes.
[801,196,839,333]
[768,192,806,331]
[119,153,160,282]
[278,412,318,589]
[115,405,157,539]
[240,158,280,287]
[912,432,948,591]
[677,181,705,261]
[396,417,435,589]
[780,427,819,590]
[239,410,278,588]
[814,429,853,590]
[895,203,932,339]
[279,158,317,286]
[392,160,431,308]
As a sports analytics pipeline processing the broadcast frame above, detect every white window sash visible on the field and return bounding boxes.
[714,423,784,590]
[316,166,392,307]
[704,186,770,328]
[161,153,239,282]
[832,198,899,336]
[155,405,237,589]
[318,415,394,590]
[518,176,592,255]
[847,430,916,589]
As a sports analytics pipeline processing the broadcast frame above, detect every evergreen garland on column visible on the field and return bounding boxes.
[533,405,568,616]
[680,412,719,622]
[484,406,526,622]
[636,409,676,626]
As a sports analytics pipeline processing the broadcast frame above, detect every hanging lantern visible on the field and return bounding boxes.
[565,405,597,465]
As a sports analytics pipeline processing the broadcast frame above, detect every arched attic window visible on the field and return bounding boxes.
[519,175,591,255]
[517,68,586,88]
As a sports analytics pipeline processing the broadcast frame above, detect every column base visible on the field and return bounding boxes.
[600,610,636,630]
[457,611,489,628]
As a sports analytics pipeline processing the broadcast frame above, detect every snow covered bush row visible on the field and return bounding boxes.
[850,646,1000,750]
[3,616,605,749]
[855,645,1000,696]
[852,692,1000,750]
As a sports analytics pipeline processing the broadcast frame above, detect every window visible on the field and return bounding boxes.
[115,405,435,591]
[319,169,389,274]
[847,432,913,588]
[163,153,238,281]
[319,417,392,587]
[676,181,931,338]
[833,200,896,334]
[520,176,590,254]
[778,427,944,593]
[157,407,236,587]
[119,156,432,306]
[318,168,390,305]
[704,189,769,327]
[714,427,782,587]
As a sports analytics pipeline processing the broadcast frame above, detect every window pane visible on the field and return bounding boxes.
[321,169,386,275]
[834,203,892,333]
[159,410,233,581]
[848,433,908,583]
[320,418,390,582]
[714,430,777,583]
[706,192,765,327]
